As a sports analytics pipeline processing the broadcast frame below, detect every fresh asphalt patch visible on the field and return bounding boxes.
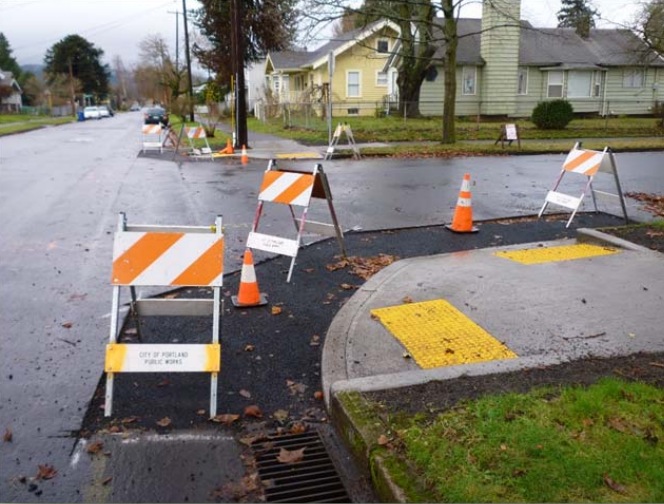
[82,212,626,435]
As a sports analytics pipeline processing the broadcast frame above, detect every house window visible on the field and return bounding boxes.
[623,68,644,88]
[376,71,388,87]
[547,71,564,98]
[376,39,389,54]
[347,108,359,115]
[462,66,476,95]
[567,71,592,97]
[347,71,361,97]
[593,71,604,97]
[273,75,280,94]
[517,67,528,95]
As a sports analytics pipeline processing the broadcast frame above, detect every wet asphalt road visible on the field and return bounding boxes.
[0,113,661,502]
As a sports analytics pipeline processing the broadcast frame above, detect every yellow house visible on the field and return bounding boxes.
[264,20,400,116]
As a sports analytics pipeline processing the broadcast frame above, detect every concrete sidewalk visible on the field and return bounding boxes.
[322,229,664,407]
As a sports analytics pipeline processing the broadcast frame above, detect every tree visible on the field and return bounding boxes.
[193,0,298,81]
[636,0,664,55]
[137,34,186,106]
[0,33,22,79]
[557,0,599,38]
[44,35,110,103]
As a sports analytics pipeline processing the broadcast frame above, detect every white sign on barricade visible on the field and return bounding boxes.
[538,142,629,227]
[104,212,224,418]
[246,160,346,282]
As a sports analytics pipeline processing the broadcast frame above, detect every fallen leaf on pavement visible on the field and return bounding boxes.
[273,409,289,422]
[102,476,113,486]
[3,427,12,442]
[276,447,305,464]
[156,417,172,427]
[603,473,627,494]
[36,464,57,480]
[340,283,354,290]
[314,391,324,400]
[120,416,139,424]
[290,422,307,435]
[287,380,307,395]
[402,296,414,304]
[211,414,240,425]
[271,306,282,315]
[61,322,73,329]
[244,405,263,418]
[86,441,104,455]
[196,409,206,416]
[309,335,320,346]
[239,389,252,399]
[244,344,255,352]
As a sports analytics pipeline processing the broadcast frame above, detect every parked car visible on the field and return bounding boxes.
[144,107,168,125]
[129,103,141,111]
[83,106,101,120]
[99,105,114,117]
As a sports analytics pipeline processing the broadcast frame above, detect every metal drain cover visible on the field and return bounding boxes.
[253,431,350,503]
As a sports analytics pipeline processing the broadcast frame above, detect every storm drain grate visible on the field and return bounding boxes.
[253,430,351,503]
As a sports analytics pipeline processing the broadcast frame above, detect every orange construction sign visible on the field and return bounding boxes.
[539,142,628,227]
[104,213,224,418]
[246,160,346,282]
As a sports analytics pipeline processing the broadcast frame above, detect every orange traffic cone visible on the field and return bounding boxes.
[445,173,479,233]
[241,144,249,165]
[232,249,268,307]
[218,137,234,155]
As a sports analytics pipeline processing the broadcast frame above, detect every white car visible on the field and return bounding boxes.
[98,106,111,118]
[83,106,101,120]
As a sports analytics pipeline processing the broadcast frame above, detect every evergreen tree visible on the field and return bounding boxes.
[192,0,298,81]
[557,0,599,38]
[44,35,110,100]
[0,32,22,78]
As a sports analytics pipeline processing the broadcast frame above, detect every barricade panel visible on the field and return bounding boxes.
[247,160,346,282]
[104,213,223,418]
[539,143,628,227]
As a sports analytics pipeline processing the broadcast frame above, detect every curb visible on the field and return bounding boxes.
[325,228,656,501]
[576,227,654,252]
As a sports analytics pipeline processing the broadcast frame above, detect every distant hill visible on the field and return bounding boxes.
[21,64,44,78]
[20,63,118,85]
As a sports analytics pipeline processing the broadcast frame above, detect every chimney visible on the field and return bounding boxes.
[480,0,521,115]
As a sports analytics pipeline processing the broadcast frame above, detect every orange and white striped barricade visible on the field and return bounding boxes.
[104,212,224,418]
[141,124,163,153]
[246,160,347,282]
[538,142,628,228]
[185,125,213,160]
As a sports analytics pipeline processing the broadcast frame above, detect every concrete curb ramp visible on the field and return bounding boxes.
[322,229,664,502]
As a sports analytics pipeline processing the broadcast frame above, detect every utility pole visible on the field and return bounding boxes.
[182,0,194,121]
[231,0,248,148]
[167,10,180,72]
[68,58,77,117]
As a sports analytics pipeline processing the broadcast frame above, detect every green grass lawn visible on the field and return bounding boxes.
[0,114,75,135]
[375,377,664,502]
[249,115,663,143]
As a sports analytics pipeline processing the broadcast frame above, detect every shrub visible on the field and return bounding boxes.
[531,100,574,129]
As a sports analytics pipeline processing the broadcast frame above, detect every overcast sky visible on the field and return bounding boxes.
[0,0,643,68]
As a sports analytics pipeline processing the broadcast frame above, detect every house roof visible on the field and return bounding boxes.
[266,19,400,73]
[0,69,22,91]
[431,19,484,65]
[429,20,664,68]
